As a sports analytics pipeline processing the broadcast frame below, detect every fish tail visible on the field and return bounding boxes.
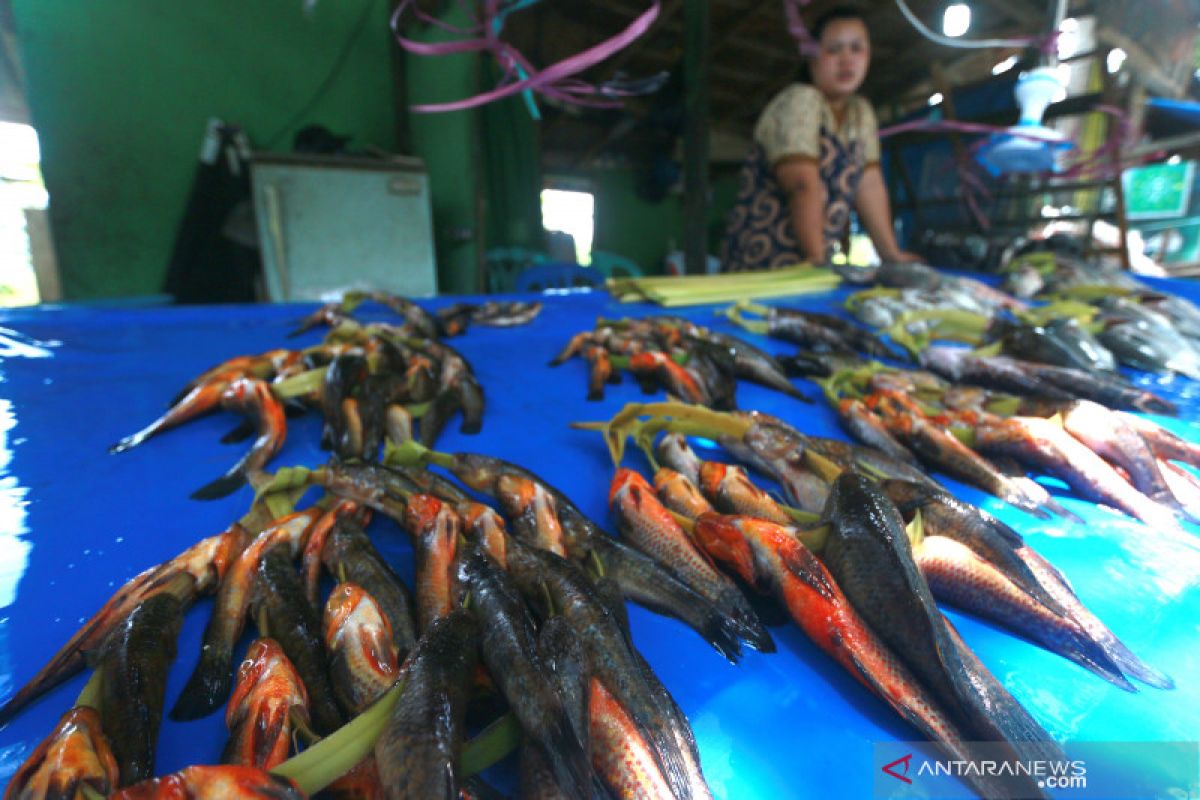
[169,648,233,721]
[540,707,594,800]
[1095,636,1175,690]
[190,468,248,501]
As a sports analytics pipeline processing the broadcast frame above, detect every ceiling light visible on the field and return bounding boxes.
[992,56,1019,75]
[1106,48,1126,74]
[928,92,944,105]
[942,3,971,38]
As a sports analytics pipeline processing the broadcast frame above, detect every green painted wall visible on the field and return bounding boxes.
[12,0,398,300]
[589,168,739,274]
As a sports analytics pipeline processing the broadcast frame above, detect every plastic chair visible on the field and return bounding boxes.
[514,262,605,292]
[589,250,644,279]
[485,247,547,293]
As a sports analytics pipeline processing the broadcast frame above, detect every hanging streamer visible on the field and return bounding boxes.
[391,0,662,116]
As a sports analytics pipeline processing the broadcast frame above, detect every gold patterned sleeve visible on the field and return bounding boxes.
[753,84,823,166]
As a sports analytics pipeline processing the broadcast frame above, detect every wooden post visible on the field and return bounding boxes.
[683,0,710,275]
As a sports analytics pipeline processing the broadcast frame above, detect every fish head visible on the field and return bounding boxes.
[7,706,119,800]
[693,512,758,584]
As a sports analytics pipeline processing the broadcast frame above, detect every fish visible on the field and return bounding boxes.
[374,609,479,800]
[321,352,371,456]
[588,535,743,662]
[584,344,617,401]
[1098,319,1200,378]
[974,415,1183,532]
[589,679,677,800]
[1061,401,1176,506]
[496,474,569,557]
[1014,547,1174,691]
[111,765,305,799]
[0,524,247,725]
[997,317,1117,373]
[836,399,920,466]
[653,468,715,520]
[1117,413,1200,467]
[690,330,810,401]
[717,424,830,513]
[223,638,311,769]
[300,500,365,607]
[819,473,1061,783]
[457,501,510,568]
[627,351,710,406]
[654,433,704,485]
[760,307,900,360]
[171,510,320,722]
[439,450,743,660]
[504,543,706,800]
[690,512,1018,800]
[110,369,241,454]
[456,544,592,799]
[96,588,187,786]
[687,344,738,411]
[519,617,594,800]
[5,706,118,800]
[252,549,344,736]
[319,518,419,661]
[192,378,288,500]
[878,480,1062,613]
[696,461,792,525]
[913,535,1134,690]
[402,494,460,631]
[324,583,401,715]
[610,469,773,653]
[875,400,1062,519]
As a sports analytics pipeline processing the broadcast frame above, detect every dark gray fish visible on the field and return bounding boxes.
[456,545,592,800]
[96,590,186,786]
[253,549,344,735]
[321,518,419,662]
[505,543,704,800]
[821,473,1061,793]
[693,331,810,401]
[1099,320,1200,378]
[375,609,479,800]
[998,317,1117,373]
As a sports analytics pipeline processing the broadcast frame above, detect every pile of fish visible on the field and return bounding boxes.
[5,435,746,798]
[109,293,485,500]
[550,315,810,407]
[576,402,1174,799]
[842,260,1200,380]
[786,354,1200,531]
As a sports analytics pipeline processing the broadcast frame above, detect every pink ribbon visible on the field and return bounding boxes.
[391,0,661,113]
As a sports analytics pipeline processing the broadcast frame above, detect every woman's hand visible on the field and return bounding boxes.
[880,249,924,264]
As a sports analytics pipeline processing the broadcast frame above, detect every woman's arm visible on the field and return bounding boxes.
[776,158,828,263]
[855,164,920,262]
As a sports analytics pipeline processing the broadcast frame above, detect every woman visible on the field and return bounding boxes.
[721,6,919,270]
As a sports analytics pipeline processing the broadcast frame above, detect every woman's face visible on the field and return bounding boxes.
[810,18,871,102]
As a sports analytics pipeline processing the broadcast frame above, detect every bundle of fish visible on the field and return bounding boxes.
[109,300,485,500]
[794,355,1200,531]
[4,446,736,798]
[550,315,810,407]
[842,259,1200,382]
[574,401,1173,799]
[435,300,543,337]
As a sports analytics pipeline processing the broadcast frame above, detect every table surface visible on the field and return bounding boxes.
[0,281,1199,798]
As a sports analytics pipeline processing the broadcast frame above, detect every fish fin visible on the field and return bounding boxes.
[191,469,248,501]
[538,710,594,800]
[1093,636,1175,690]
[169,650,233,720]
[109,431,149,454]
[220,419,257,444]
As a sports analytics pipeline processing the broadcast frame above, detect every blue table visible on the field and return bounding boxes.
[0,286,1198,797]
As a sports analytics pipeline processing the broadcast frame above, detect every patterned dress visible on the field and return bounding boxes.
[721,84,881,271]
